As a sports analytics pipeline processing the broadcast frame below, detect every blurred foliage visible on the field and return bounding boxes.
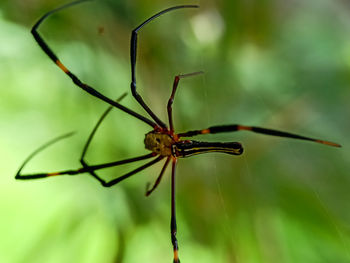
[1,0,350,262]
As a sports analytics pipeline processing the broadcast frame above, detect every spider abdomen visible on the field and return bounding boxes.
[173,140,243,158]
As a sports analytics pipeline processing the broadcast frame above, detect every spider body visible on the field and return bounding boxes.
[16,1,340,262]
[144,129,244,158]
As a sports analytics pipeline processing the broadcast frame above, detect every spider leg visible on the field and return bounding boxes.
[177,124,341,147]
[80,93,127,183]
[130,5,199,129]
[15,132,76,179]
[15,125,158,184]
[90,155,164,187]
[31,0,156,128]
[16,138,157,183]
[170,158,180,263]
[167,72,203,132]
[145,156,171,196]
[17,152,161,188]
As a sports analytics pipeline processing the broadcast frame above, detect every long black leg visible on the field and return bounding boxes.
[16,141,156,182]
[130,5,199,129]
[170,158,180,263]
[17,152,162,188]
[80,93,127,183]
[32,0,157,128]
[15,132,76,179]
[104,155,164,187]
[145,156,171,196]
[15,128,158,184]
[177,124,341,147]
[66,155,160,187]
[167,72,203,132]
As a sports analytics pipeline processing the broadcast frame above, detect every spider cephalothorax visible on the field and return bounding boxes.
[144,131,175,156]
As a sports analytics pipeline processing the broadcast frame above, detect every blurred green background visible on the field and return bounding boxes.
[1,0,350,262]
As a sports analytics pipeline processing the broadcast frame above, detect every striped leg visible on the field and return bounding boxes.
[170,158,180,263]
[177,124,341,147]
[31,0,156,128]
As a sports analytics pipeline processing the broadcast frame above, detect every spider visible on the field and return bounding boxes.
[16,0,341,262]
